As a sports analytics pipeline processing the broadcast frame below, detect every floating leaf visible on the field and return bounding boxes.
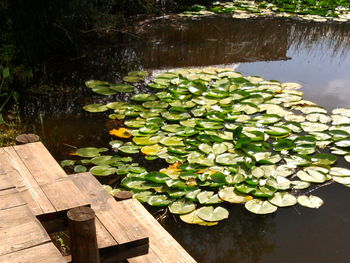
[83,104,108,113]
[74,165,87,173]
[90,165,117,176]
[268,192,297,207]
[245,199,278,214]
[218,187,252,203]
[297,195,323,208]
[147,195,173,207]
[169,199,196,214]
[92,85,118,95]
[179,210,218,226]
[197,191,222,204]
[109,128,132,138]
[109,84,134,92]
[196,206,229,222]
[76,147,108,158]
[61,160,75,167]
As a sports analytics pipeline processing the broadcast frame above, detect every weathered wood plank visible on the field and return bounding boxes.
[13,142,67,185]
[123,199,197,263]
[68,174,118,248]
[0,242,67,263]
[0,205,51,256]
[0,147,56,215]
[70,173,148,244]
[70,173,196,263]
[95,218,117,249]
[0,188,26,211]
[0,174,15,191]
[41,178,89,212]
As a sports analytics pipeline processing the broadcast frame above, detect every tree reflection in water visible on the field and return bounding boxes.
[160,204,275,263]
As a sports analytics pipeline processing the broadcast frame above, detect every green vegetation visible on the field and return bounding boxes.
[62,67,350,225]
[182,0,350,21]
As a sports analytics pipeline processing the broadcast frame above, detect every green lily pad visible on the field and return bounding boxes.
[90,165,117,176]
[145,171,170,183]
[109,84,134,92]
[131,94,157,102]
[61,160,75,167]
[245,199,278,214]
[329,167,350,177]
[85,80,109,89]
[268,192,297,207]
[179,210,218,226]
[215,153,239,166]
[76,147,108,158]
[74,165,87,173]
[168,199,196,214]
[92,85,118,95]
[196,206,229,222]
[147,195,173,207]
[162,112,191,121]
[121,177,160,190]
[310,153,337,165]
[83,104,109,113]
[297,195,323,208]
[218,187,252,203]
[123,76,144,83]
[133,191,153,203]
[197,191,222,204]
[160,137,185,146]
[118,145,140,154]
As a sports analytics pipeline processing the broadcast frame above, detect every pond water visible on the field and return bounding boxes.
[24,16,350,263]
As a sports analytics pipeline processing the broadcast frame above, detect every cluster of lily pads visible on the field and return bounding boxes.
[180,0,350,23]
[62,66,350,226]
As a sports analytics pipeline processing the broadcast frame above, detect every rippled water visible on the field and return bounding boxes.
[25,15,350,263]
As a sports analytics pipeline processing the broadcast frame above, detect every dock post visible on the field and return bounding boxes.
[67,206,100,263]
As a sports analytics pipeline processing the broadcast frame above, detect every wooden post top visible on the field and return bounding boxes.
[67,206,95,222]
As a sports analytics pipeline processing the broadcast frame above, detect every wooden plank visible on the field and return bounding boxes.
[68,173,118,248]
[0,205,51,256]
[41,178,89,212]
[69,173,148,244]
[0,188,26,211]
[95,218,117,248]
[1,147,56,215]
[123,199,197,263]
[70,173,195,263]
[100,238,149,263]
[0,174,15,191]
[13,142,67,186]
[0,242,67,263]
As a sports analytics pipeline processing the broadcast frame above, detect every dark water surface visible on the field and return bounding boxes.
[25,16,350,263]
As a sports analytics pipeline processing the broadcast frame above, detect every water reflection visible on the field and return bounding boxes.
[23,16,350,119]
[23,15,350,263]
[162,205,275,263]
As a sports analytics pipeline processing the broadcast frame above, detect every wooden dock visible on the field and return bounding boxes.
[0,142,196,263]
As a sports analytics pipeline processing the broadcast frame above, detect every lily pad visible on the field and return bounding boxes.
[179,210,218,226]
[196,206,229,222]
[297,195,323,208]
[90,165,117,176]
[218,187,252,203]
[76,147,108,158]
[168,199,196,214]
[147,195,173,207]
[245,199,278,214]
[83,104,109,113]
[268,192,297,207]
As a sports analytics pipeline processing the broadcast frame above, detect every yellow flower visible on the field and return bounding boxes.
[109,128,132,138]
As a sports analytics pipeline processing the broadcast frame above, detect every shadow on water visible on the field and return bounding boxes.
[161,204,276,263]
[21,16,350,263]
[24,16,350,159]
